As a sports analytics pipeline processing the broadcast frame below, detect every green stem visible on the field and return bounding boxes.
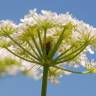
[43,28,47,57]
[53,66,84,74]
[37,30,43,55]
[56,44,87,64]
[31,35,42,57]
[48,28,65,58]
[6,48,41,65]
[53,46,73,61]
[41,66,49,96]
[27,41,40,59]
[7,35,39,61]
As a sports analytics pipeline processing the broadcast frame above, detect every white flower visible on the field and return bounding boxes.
[1,9,96,83]
[0,20,16,28]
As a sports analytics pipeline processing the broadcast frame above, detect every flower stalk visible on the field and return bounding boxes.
[41,66,49,96]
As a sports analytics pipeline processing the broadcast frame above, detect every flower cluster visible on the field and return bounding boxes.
[0,9,96,83]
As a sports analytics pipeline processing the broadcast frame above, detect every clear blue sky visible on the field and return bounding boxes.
[0,0,96,96]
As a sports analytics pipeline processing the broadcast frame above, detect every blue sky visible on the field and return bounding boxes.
[0,0,96,96]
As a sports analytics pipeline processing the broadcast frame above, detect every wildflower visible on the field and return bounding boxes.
[0,20,16,36]
[0,9,96,96]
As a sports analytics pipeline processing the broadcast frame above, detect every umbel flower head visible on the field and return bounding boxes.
[0,9,96,84]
